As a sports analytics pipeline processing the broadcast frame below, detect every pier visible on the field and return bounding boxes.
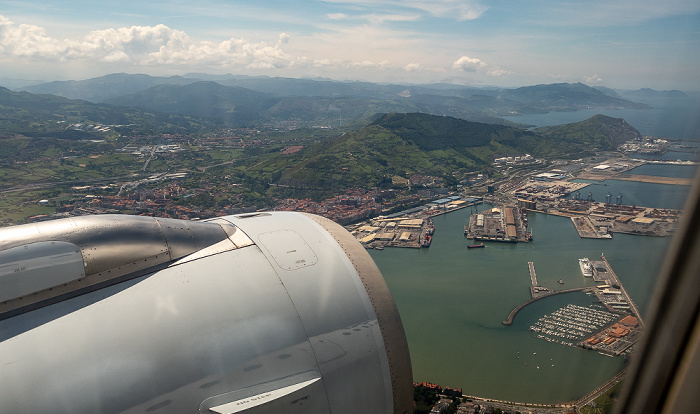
[528,261,537,286]
[600,254,644,327]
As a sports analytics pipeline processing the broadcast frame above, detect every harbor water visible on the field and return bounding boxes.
[502,95,700,141]
[370,165,693,403]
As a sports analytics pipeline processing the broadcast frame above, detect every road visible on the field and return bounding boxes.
[575,368,628,412]
[0,175,142,195]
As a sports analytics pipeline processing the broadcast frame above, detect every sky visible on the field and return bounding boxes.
[1,0,699,90]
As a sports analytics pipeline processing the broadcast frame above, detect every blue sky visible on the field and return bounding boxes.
[1,0,699,90]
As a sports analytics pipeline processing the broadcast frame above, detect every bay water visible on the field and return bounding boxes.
[502,95,700,140]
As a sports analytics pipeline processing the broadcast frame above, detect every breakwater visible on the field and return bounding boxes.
[503,288,589,325]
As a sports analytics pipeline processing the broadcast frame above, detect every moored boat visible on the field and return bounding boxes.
[579,258,593,277]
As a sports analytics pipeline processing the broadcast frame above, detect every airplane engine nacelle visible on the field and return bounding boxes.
[0,212,413,414]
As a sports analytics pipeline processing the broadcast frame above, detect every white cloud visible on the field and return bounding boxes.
[452,56,487,72]
[452,55,513,77]
[0,15,298,71]
[405,63,422,71]
[487,67,514,77]
[0,13,510,84]
[584,74,603,83]
[0,15,68,59]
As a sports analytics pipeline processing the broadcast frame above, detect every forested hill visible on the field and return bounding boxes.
[371,112,537,151]
[530,114,643,157]
[249,113,642,192]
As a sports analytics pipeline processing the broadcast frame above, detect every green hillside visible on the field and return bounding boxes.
[245,114,522,192]
[240,113,642,195]
[277,125,481,188]
[372,112,534,150]
[532,114,642,157]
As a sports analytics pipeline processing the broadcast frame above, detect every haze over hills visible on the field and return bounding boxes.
[105,81,280,124]
[0,86,208,137]
[19,73,199,103]
[13,73,660,127]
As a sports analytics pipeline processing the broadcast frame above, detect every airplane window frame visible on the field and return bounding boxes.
[615,166,700,414]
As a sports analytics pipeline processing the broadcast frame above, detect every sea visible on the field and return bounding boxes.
[371,96,699,404]
[502,95,700,141]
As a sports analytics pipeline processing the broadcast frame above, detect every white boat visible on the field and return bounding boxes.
[579,258,593,277]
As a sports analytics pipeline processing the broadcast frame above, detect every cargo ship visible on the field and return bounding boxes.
[579,258,593,277]
[467,243,485,249]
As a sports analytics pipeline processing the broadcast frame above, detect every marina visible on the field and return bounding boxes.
[507,254,644,356]
[530,304,618,347]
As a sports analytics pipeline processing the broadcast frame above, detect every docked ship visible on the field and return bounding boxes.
[579,258,593,277]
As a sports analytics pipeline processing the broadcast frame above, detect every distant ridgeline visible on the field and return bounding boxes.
[6,74,656,130]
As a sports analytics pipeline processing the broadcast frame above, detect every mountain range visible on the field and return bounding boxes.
[12,73,659,127]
